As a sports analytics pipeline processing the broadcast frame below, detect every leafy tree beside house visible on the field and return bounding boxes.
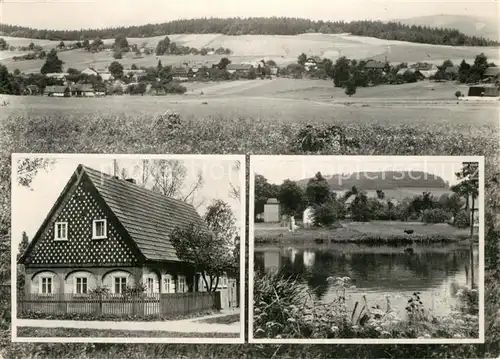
[278,180,306,219]
[113,35,129,52]
[40,49,63,74]
[108,61,124,79]
[17,232,30,296]
[306,172,331,206]
[170,199,237,292]
[155,36,171,55]
[0,38,8,50]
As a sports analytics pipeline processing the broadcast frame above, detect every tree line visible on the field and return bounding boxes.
[1,17,497,46]
[255,163,478,227]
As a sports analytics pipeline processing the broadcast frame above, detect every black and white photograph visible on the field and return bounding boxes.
[11,154,245,343]
[250,156,484,344]
[0,0,499,357]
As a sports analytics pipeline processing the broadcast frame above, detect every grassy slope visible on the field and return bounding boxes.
[1,33,499,72]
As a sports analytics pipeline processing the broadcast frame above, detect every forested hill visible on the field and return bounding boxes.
[0,17,497,46]
[296,171,449,190]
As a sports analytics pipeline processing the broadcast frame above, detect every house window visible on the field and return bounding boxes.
[93,219,107,239]
[75,277,88,294]
[163,276,172,293]
[54,222,68,241]
[178,275,186,293]
[40,276,53,294]
[114,277,127,294]
[146,277,154,294]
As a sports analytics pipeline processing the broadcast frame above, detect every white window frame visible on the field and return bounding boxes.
[178,275,186,293]
[163,275,172,293]
[113,276,127,294]
[146,277,154,294]
[92,219,107,239]
[54,221,68,241]
[74,276,88,295]
[39,276,53,295]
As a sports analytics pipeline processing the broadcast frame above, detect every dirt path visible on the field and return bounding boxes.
[16,310,241,334]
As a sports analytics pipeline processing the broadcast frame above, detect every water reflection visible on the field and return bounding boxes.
[255,245,479,318]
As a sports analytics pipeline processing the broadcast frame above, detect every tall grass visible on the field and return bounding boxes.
[0,111,499,358]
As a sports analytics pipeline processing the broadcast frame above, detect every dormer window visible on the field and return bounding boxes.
[92,219,107,239]
[54,222,68,241]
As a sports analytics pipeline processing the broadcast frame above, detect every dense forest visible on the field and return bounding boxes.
[0,17,498,46]
[295,171,449,190]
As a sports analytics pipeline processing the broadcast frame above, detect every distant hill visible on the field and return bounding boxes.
[394,15,499,42]
[0,17,497,47]
[296,171,449,191]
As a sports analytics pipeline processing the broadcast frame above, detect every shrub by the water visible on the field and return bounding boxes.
[423,208,453,224]
[455,210,471,228]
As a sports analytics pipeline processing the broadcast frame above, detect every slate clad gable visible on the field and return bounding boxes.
[24,180,138,266]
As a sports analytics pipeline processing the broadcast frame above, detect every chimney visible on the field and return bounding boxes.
[125,178,136,184]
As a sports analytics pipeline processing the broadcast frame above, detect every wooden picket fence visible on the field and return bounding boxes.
[20,292,220,318]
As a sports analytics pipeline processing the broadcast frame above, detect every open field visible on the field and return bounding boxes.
[254,220,474,243]
[1,80,497,132]
[17,327,239,338]
[1,33,499,72]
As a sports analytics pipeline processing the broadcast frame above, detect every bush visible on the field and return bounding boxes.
[164,82,187,94]
[423,208,453,223]
[313,201,342,227]
[455,210,471,228]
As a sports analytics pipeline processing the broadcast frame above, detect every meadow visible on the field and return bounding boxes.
[2,33,500,72]
[0,56,499,358]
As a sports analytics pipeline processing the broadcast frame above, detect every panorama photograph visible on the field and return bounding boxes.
[11,155,244,342]
[250,156,483,341]
[0,0,499,357]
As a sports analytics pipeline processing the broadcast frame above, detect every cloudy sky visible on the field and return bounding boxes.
[252,156,481,187]
[1,0,497,30]
[11,155,244,251]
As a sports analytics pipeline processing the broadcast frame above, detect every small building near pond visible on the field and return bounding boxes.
[263,198,281,223]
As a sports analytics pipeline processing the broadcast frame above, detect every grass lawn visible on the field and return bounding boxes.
[196,314,240,325]
[16,327,239,338]
[254,220,475,244]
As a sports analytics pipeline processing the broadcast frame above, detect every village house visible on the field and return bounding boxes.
[304,57,321,71]
[226,64,254,77]
[466,84,500,98]
[483,67,500,81]
[44,85,70,97]
[69,84,95,97]
[364,60,388,71]
[18,165,238,312]
[81,67,115,82]
[172,66,193,81]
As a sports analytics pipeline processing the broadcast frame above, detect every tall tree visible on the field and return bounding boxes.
[278,179,306,217]
[306,172,331,206]
[108,61,124,78]
[40,49,63,74]
[254,174,280,217]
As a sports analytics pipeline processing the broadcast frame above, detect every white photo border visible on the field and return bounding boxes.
[11,153,246,344]
[248,155,485,345]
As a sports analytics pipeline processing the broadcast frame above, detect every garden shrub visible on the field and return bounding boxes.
[455,210,471,228]
[423,208,452,224]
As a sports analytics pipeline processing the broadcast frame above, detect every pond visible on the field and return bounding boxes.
[254,244,479,319]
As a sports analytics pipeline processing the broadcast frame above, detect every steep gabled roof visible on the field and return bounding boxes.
[484,67,500,77]
[20,165,207,264]
[226,64,253,71]
[82,166,206,262]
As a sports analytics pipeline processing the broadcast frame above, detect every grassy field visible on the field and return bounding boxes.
[1,33,499,72]
[254,220,473,243]
[1,80,497,133]
[17,327,239,338]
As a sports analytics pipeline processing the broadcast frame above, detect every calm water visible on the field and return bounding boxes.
[254,245,479,318]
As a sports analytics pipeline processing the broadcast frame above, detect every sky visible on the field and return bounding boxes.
[11,155,244,251]
[1,0,498,30]
[252,156,480,187]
